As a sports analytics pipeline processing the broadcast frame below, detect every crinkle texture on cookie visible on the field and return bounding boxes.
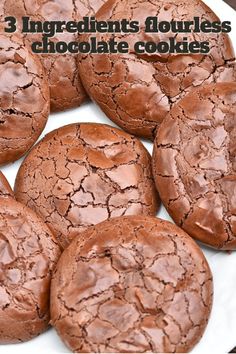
[78,0,235,139]
[0,171,14,197]
[51,215,213,353]
[15,123,159,249]
[153,82,236,250]
[0,198,60,343]
[2,0,105,112]
[0,32,49,165]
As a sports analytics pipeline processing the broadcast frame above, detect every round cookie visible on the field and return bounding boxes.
[15,123,159,249]
[0,171,14,197]
[0,197,60,343]
[0,32,49,165]
[78,0,235,139]
[153,82,236,250]
[2,0,105,112]
[51,215,213,353]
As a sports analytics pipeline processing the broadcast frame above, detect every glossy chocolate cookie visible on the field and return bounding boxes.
[2,0,105,112]
[15,123,159,249]
[51,215,213,353]
[0,197,60,343]
[0,33,49,165]
[0,171,14,197]
[153,82,236,250]
[78,0,235,139]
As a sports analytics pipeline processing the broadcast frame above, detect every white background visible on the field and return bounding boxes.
[1,0,236,353]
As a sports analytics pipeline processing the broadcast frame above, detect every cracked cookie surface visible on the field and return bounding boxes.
[0,32,49,165]
[2,0,105,112]
[78,0,235,139]
[153,82,236,250]
[51,215,213,353]
[14,123,159,249]
[0,197,60,343]
[0,171,14,197]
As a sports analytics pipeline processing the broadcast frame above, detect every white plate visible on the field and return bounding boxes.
[1,0,236,353]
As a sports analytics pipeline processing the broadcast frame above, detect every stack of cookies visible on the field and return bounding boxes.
[0,0,235,352]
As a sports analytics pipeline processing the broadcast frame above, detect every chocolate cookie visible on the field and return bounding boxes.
[78,0,235,139]
[0,171,14,197]
[0,197,60,343]
[0,32,49,165]
[2,0,105,112]
[51,215,213,353]
[15,123,159,249]
[153,82,236,250]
